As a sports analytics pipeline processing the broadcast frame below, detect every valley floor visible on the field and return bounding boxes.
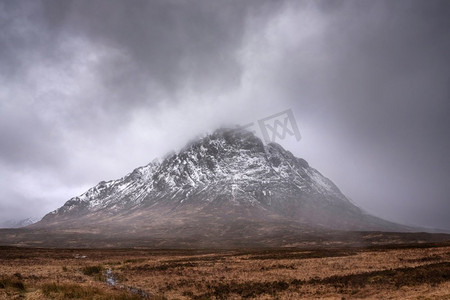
[1,243,450,299]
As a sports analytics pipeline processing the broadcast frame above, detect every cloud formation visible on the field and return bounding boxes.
[1,0,449,229]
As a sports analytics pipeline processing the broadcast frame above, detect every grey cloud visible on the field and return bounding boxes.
[0,106,65,168]
[1,0,449,230]
[38,0,259,104]
[275,0,450,229]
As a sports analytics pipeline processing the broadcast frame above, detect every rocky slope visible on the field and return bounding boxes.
[30,128,410,248]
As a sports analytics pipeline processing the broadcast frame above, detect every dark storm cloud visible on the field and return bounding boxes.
[0,0,284,220]
[0,0,449,229]
[0,0,269,167]
[272,0,450,229]
[37,0,274,106]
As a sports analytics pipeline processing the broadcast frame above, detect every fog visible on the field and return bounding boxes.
[1,0,449,229]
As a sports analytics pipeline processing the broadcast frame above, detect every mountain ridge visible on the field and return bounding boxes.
[34,128,408,235]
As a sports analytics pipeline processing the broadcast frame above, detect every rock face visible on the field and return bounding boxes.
[34,128,407,242]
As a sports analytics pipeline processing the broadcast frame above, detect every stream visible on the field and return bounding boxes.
[105,268,150,299]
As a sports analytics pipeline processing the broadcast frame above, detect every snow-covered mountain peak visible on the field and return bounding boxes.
[37,128,405,232]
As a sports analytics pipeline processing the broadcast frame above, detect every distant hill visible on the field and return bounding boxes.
[0,217,38,229]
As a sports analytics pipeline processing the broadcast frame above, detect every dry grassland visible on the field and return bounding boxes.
[1,243,450,299]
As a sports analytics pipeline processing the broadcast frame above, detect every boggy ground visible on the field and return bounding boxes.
[1,242,450,299]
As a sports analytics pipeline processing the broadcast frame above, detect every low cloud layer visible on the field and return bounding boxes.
[1,0,449,230]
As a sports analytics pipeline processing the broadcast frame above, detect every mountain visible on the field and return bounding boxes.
[31,128,409,245]
[0,217,38,228]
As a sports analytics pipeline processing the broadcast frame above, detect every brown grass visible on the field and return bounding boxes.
[41,283,142,299]
[0,274,26,292]
[0,243,449,299]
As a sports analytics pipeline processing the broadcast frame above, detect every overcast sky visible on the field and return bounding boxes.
[1,0,449,230]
